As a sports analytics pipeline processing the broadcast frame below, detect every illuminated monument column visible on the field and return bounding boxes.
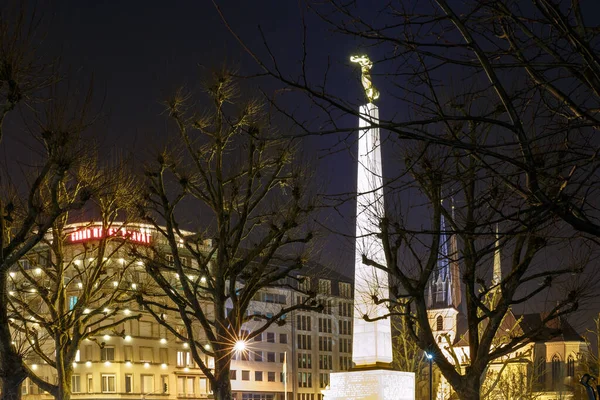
[322,56,415,400]
[352,101,393,366]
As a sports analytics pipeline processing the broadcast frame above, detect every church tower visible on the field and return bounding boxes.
[427,201,461,345]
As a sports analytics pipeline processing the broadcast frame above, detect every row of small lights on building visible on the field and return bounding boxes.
[8,267,208,295]
[27,339,246,374]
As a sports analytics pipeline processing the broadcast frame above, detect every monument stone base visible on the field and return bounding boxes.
[322,369,415,400]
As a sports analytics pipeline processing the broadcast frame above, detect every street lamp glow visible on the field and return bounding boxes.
[233,340,247,352]
[425,352,433,360]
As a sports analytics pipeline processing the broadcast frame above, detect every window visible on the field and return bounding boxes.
[339,320,351,335]
[298,275,310,291]
[125,374,133,393]
[85,345,93,361]
[552,355,562,387]
[177,351,191,367]
[319,355,332,370]
[101,346,115,362]
[280,353,285,363]
[177,376,195,396]
[159,347,168,364]
[319,337,332,352]
[230,370,237,380]
[297,315,311,331]
[339,338,351,353]
[318,279,331,295]
[298,372,312,388]
[536,357,546,385]
[101,374,116,393]
[339,282,352,298]
[340,356,352,371]
[124,346,133,362]
[298,353,312,369]
[319,373,330,388]
[141,375,154,394]
[87,374,93,393]
[254,333,262,342]
[280,333,287,344]
[161,375,169,393]
[242,370,250,381]
[322,299,334,315]
[268,371,276,382]
[436,316,443,331]
[75,349,81,362]
[71,375,81,393]
[140,347,153,362]
[69,296,78,310]
[255,371,263,381]
[297,334,311,350]
[338,302,352,317]
[319,318,332,333]
[267,352,275,362]
[199,377,208,394]
[139,321,154,337]
[567,355,575,377]
[255,351,263,362]
[267,332,275,343]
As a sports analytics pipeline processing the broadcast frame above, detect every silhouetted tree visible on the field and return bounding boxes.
[135,70,321,400]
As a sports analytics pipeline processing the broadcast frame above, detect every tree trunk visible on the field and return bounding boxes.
[0,272,26,400]
[455,373,481,400]
[212,373,233,400]
[0,371,25,400]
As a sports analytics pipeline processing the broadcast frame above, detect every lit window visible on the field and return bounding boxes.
[101,374,116,393]
[71,375,81,393]
[567,355,575,377]
[101,347,115,362]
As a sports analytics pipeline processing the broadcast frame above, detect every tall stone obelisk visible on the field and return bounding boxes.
[352,101,393,366]
[322,55,414,400]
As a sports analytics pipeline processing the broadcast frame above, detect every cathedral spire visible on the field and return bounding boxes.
[427,198,461,310]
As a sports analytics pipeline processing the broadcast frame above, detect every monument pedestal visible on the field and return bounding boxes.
[322,369,415,400]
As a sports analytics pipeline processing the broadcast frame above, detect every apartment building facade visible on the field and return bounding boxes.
[10,222,353,400]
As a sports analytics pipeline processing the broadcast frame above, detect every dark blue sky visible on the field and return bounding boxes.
[28,0,362,271]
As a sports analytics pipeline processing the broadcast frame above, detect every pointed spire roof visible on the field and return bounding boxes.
[427,198,461,310]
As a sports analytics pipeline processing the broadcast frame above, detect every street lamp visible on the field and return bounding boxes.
[233,340,247,353]
[425,352,433,400]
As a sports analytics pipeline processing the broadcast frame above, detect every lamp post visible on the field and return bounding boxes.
[425,352,433,400]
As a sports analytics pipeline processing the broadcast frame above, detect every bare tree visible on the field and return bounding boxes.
[0,3,100,397]
[216,0,600,239]
[134,69,321,400]
[7,164,141,400]
[368,134,591,399]
[212,2,600,398]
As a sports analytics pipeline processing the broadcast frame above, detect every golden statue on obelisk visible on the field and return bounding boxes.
[350,54,379,102]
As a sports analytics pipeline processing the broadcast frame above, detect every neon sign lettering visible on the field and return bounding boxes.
[69,227,152,244]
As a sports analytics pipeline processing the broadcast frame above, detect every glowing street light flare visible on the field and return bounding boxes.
[233,340,247,352]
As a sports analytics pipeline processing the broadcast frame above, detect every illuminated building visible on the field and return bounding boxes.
[426,216,588,400]
[9,222,354,400]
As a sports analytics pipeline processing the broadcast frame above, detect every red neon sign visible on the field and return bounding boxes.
[69,227,152,244]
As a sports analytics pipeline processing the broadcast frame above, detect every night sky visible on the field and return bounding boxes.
[4,1,600,334]
[3,0,364,270]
